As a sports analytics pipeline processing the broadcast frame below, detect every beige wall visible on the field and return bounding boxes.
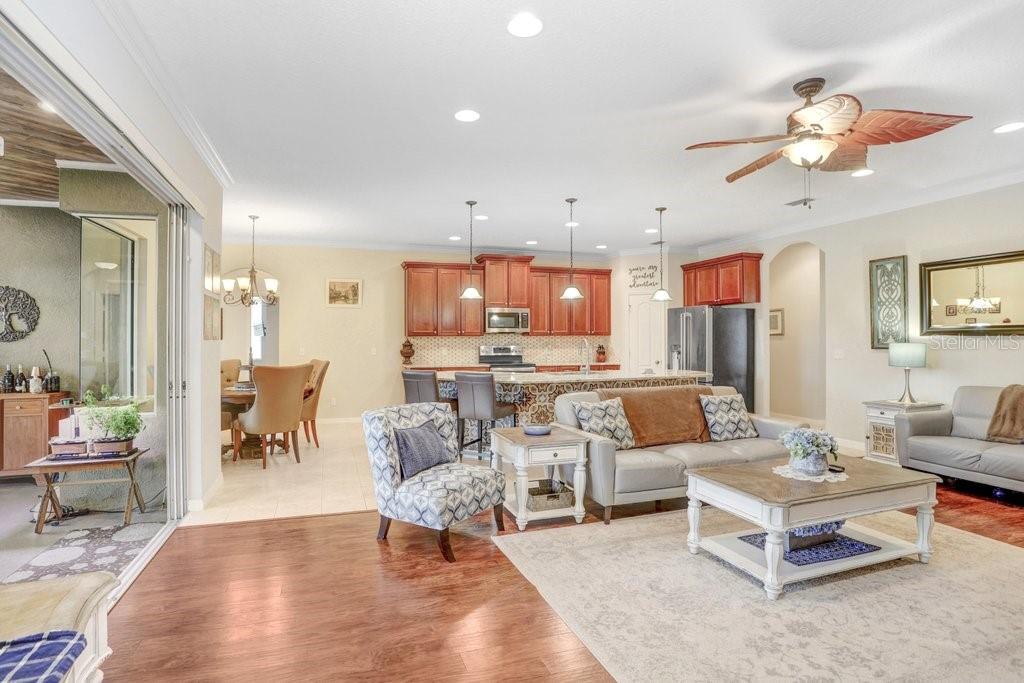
[221,245,611,419]
[699,181,1024,446]
[769,243,825,420]
[0,206,82,391]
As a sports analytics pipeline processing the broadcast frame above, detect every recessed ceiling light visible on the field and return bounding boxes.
[474,215,488,221]
[993,121,1024,134]
[595,245,607,250]
[851,168,875,177]
[38,100,57,113]
[525,240,538,245]
[448,235,462,241]
[507,12,543,38]
[644,228,658,234]
[565,221,579,228]
[454,109,480,122]
[94,261,118,270]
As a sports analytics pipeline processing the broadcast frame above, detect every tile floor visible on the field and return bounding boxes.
[180,421,377,526]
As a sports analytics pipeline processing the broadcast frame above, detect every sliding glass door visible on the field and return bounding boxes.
[80,218,135,398]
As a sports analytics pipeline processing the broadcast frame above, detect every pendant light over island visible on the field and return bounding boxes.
[560,197,584,300]
[651,206,672,302]
[458,200,483,300]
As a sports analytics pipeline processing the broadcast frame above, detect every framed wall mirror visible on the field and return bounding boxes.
[920,250,1024,335]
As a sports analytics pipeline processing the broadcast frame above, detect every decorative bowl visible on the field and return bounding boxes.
[523,424,552,436]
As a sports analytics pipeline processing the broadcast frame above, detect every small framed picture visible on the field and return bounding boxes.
[326,278,363,308]
[944,304,957,317]
[768,308,785,336]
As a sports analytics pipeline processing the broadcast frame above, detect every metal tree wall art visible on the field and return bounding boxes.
[0,286,41,342]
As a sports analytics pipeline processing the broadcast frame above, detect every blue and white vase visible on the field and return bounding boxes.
[789,451,828,476]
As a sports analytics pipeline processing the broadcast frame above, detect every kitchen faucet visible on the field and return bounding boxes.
[578,338,591,375]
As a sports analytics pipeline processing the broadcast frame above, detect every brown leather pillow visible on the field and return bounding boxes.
[596,386,713,447]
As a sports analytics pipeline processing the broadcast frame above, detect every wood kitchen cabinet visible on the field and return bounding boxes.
[590,272,611,335]
[681,252,762,306]
[531,267,611,335]
[403,262,483,336]
[407,258,610,336]
[1,392,69,476]
[528,271,552,334]
[477,254,533,308]
[404,265,438,335]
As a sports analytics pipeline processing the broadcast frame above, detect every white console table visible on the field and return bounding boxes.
[863,399,944,465]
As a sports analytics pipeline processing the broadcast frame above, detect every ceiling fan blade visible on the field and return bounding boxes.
[685,134,793,150]
[845,109,972,146]
[789,94,863,134]
[818,142,868,172]
[725,148,785,183]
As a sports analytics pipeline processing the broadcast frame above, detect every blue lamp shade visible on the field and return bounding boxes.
[888,342,927,368]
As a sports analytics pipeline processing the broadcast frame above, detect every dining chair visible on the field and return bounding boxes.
[301,359,330,447]
[234,363,312,469]
[221,359,243,452]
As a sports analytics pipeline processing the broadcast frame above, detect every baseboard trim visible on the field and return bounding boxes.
[837,437,867,457]
[316,417,361,424]
[188,470,224,512]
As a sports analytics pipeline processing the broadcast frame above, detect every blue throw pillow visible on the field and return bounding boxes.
[394,421,449,479]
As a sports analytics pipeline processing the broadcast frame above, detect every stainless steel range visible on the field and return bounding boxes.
[478,345,536,373]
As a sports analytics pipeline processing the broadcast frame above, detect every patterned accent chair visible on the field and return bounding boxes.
[362,402,506,561]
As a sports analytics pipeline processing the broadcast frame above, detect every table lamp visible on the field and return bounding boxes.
[888,342,927,404]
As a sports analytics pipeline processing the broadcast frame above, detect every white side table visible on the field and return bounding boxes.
[490,426,587,531]
[863,399,943,465]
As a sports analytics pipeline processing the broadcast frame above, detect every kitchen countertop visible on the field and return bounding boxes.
[434,369,710,384]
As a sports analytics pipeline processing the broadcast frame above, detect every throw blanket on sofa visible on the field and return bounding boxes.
[0,630,86,683]
[986,384,1024,444]
[597,385,712,447]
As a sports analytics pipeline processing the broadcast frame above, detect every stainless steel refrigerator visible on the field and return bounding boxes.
[667,306,756,411]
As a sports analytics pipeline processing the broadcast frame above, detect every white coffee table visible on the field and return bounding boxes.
[686,456,941,599]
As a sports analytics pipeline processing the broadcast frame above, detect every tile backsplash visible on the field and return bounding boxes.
[409,334,615,366]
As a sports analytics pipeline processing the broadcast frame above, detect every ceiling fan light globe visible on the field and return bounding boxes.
[783,137,838,167]
[851,168,875,177]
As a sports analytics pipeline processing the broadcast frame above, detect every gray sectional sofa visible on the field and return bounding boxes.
[553,386,806,522]
[895,385,1024,493]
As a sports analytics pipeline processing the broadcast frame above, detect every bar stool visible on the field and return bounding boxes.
[454,372,518,458]
[402,370,462,446]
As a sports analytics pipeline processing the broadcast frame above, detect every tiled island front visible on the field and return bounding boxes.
[436,370,710,425]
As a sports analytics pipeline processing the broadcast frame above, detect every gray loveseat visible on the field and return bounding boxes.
[895,385,1024,493]
[553,386,806,522]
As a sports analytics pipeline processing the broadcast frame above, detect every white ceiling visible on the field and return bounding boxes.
[108,0,1024,253]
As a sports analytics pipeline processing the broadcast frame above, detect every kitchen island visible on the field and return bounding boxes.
[436,369,710,425]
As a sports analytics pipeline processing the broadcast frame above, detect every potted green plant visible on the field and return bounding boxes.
[83,389,145,455]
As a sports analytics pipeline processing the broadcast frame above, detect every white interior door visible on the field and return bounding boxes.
[627,293,667,375]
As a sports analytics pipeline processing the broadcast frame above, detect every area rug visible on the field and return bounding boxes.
[1,523,161,584]
[493,510,1024,682]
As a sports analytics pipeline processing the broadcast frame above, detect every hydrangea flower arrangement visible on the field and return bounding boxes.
[780,428,839,462]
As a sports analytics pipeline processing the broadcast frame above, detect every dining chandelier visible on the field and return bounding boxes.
[223,215,279,307]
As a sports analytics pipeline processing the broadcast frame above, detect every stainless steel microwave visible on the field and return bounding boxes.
[485,307,531,334]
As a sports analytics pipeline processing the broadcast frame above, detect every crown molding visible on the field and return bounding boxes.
[93,0,234,188]
[56,159,124,172]
[0,198,59,207]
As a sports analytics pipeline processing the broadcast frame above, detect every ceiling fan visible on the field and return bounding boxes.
[685,77,971,183]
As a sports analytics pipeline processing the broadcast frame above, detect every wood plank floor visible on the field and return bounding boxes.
[104,482,1023,681]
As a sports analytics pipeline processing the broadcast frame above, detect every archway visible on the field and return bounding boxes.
[768,242,826,423]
